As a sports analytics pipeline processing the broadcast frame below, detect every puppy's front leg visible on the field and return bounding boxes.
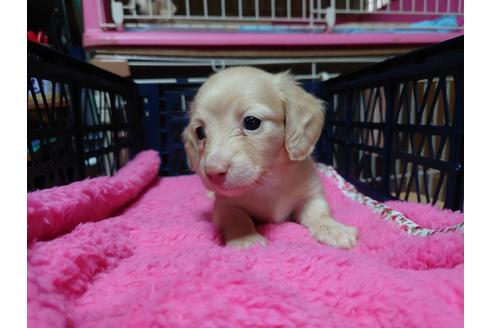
[214,201,267,249]
[297,197,358,249]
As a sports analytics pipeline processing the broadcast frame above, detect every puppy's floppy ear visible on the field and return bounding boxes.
[274,71,325,161]
[182,124,199,172]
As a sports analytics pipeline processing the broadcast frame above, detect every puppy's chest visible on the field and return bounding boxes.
[231,184,303,223]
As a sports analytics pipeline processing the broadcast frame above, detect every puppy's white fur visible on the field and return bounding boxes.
[182,67,357,249]
[135,0,176,16]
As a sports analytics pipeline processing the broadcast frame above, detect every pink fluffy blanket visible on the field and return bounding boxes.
[28,151,464,328]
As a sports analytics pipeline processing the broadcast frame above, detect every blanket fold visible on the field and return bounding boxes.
[27,150,160,242]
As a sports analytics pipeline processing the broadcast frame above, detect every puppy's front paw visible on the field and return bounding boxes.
[226,233,267,249]
[310,220,358,249]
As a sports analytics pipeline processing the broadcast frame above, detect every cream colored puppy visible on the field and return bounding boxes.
[182,67,357,249]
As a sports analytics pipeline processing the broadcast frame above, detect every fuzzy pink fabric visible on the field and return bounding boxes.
[28,153,463,328]
[27,150,161,242]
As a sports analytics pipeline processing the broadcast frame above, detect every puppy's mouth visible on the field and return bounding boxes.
[202,174,262,197]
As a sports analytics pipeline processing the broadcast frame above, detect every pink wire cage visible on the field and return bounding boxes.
[82,0,464,48]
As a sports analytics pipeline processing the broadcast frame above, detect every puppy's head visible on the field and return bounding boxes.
[182,67,324,196]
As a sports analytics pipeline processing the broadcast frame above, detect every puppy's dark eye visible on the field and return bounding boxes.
[243,116,261,131]
[195,126,206,140]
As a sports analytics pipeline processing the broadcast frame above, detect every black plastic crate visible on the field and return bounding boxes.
[28,37,463,212]
[138,82,198,176]
[28,41,143,191]
[320,36,463,211]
